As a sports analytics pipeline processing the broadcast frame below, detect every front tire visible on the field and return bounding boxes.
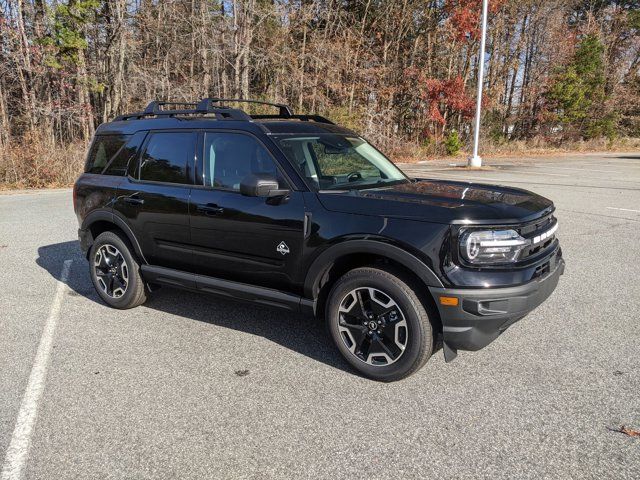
[89,231,147,309]
[326,267,433,382]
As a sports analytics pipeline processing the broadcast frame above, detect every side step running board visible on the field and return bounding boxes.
[141,265,315,315]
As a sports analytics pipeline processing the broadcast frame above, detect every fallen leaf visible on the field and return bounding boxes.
[609,425,640,438]
[621,426,640,437]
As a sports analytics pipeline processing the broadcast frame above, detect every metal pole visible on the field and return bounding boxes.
[469,0,489,168]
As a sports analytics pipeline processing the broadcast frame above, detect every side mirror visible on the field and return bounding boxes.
[240,174,290,198]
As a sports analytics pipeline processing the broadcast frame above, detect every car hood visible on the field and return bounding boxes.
[317,179,554,225]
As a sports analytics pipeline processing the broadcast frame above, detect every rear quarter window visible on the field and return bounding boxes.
[103,131,147,176]
[85,134,130,174]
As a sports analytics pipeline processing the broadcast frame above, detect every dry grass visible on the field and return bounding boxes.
[479,136,640,157]
[0,135,87,189]
[389,136,640,163]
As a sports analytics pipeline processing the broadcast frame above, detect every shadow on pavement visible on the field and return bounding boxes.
[36,240,352,374]
[36,240,96,300]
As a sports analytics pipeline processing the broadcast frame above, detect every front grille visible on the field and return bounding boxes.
[518,214,558,261]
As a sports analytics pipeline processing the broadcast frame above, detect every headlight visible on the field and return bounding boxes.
[459,229,528,265]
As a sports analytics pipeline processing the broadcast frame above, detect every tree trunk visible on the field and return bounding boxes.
[13,0,37,131]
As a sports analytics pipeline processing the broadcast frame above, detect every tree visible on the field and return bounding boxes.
[546,34,612,139]
[1,0,639,187]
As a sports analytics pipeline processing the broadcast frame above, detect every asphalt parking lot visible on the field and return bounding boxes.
[1,152,639,479]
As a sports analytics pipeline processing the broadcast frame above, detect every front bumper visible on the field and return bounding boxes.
[429,256,565,361]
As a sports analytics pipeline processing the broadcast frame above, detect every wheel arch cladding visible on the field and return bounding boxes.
[304,240,444,317]
[82,210,147,263]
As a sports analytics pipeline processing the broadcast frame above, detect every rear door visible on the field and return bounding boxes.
[189,131,306,292]
[115,130,197,271]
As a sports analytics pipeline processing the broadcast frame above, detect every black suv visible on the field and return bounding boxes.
[73,98,564,381]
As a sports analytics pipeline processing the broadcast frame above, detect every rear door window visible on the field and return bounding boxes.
[85,134,129,174]
[139,132,196,184]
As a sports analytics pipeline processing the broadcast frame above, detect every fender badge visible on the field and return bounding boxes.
[276,241,290,256]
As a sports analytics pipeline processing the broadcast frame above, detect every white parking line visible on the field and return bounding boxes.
[572,162,640,167]
[1,260,72,480]
[535,166,622,174]
[606,207,640,213]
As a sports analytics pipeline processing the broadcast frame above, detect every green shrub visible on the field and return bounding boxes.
[444,130,462,156]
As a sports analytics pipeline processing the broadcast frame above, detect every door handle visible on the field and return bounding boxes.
[124,195,144,206]
[196,204,224,215]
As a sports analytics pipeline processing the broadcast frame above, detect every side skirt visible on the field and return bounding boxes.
[140,265,316,315]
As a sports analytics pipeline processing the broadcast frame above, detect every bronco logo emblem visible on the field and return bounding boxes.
[276,241,290,256]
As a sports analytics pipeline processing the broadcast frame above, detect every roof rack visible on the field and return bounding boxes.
[199,98,294,117]
[114,99,252,122]
[113,97,333,124]
[144,101,198,114]
[250,114,335,125]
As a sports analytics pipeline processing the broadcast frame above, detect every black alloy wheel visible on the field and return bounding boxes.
[337,287,408,366]
[89,230,147,309]
[326,267,434,382]
[94,244,129,298]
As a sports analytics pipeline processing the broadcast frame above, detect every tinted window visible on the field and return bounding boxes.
[203,132,281,190]
[139,132,196,184]
[103,131,147,176]
[85,135,129,174]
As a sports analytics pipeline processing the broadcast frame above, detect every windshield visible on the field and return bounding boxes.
[273,134,409,190]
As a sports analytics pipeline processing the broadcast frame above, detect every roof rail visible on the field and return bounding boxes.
[114,99,252,122]
[250,114,335,125]
[114,97,334,123]
[198,98,293,117]
[143,101,198,115]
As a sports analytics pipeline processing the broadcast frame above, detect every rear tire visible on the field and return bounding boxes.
[326,267,433,382]
[89,231,147,309]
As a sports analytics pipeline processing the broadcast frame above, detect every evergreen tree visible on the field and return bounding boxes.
[546,34,614,140]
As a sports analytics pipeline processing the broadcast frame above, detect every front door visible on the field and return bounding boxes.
[115,130,197,271]
[189,131,305,292]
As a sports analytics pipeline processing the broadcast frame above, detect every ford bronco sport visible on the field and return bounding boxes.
[73,98,565,381]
